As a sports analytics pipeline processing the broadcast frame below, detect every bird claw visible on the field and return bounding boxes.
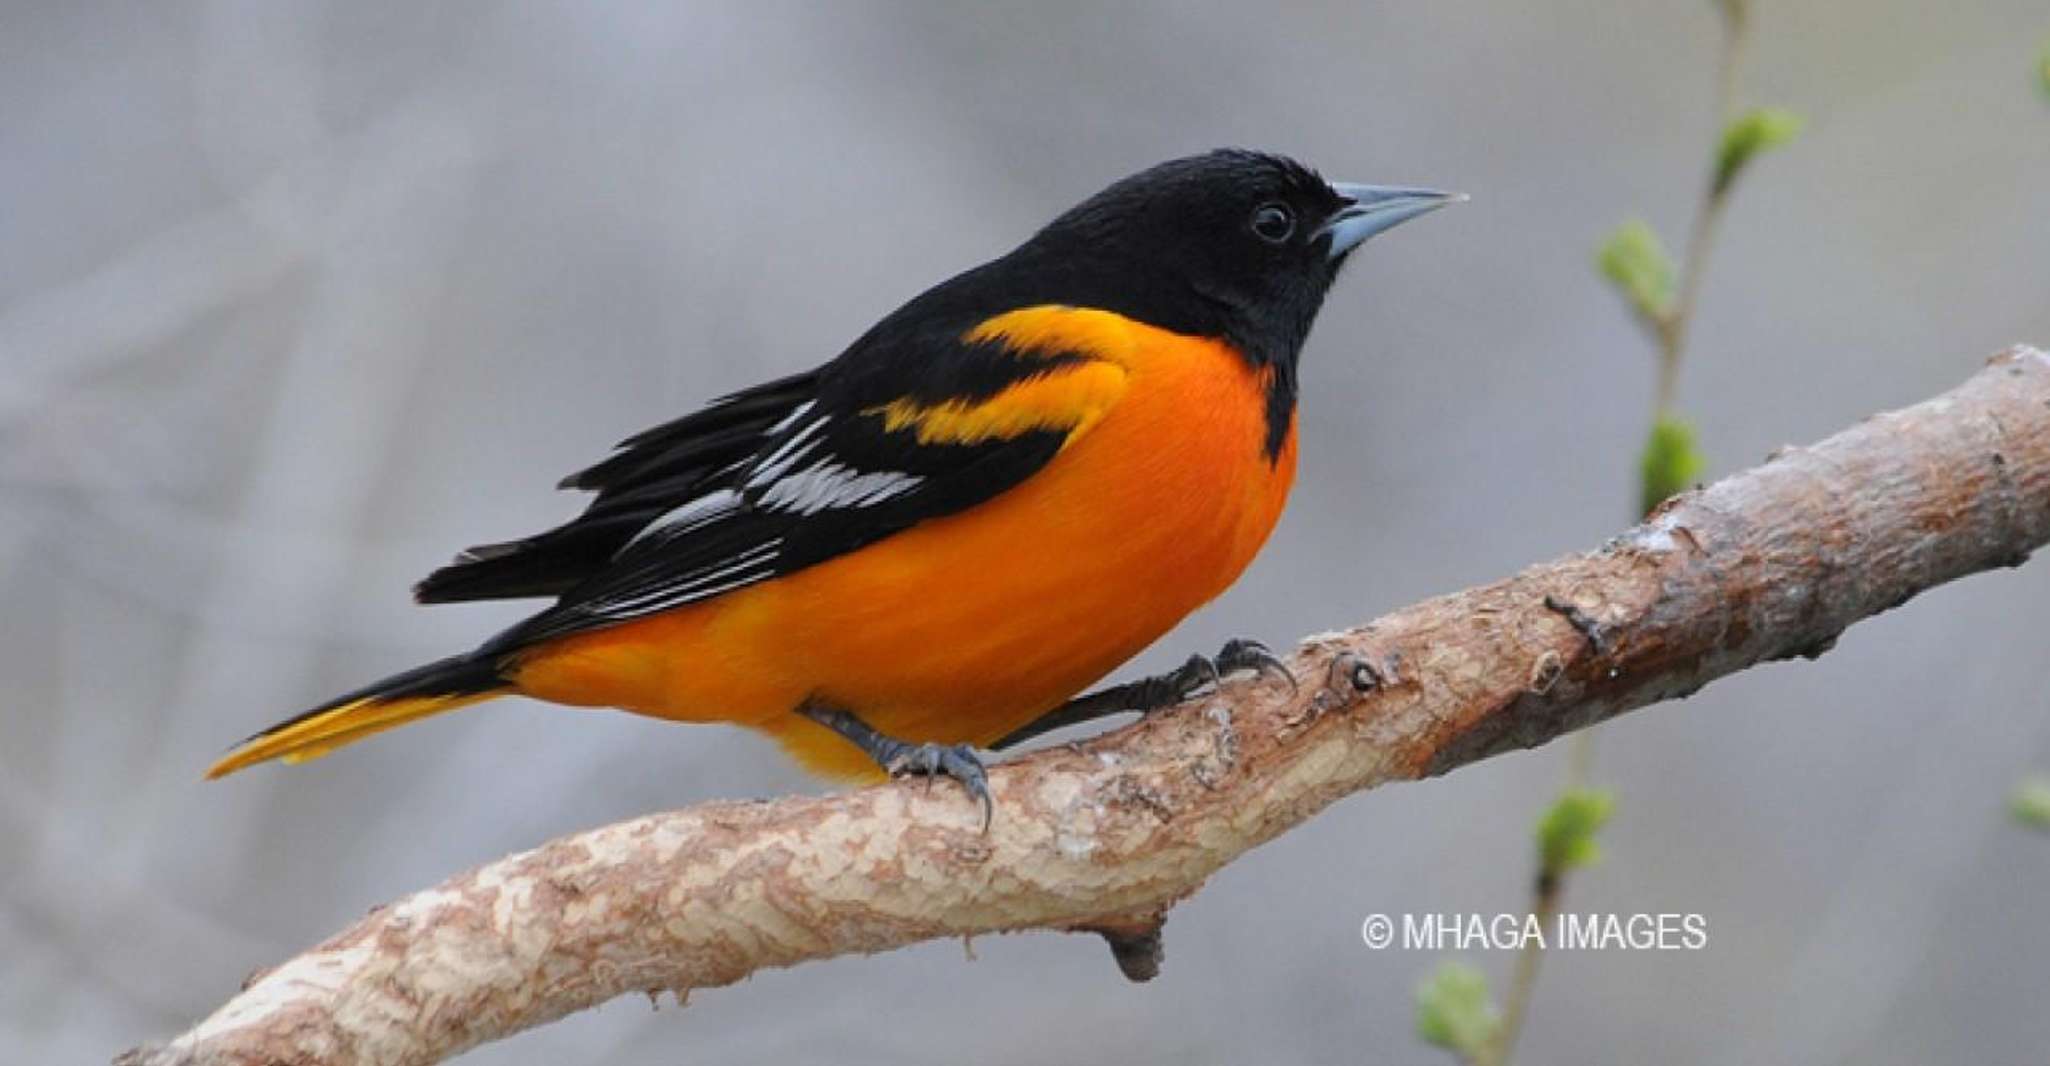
[1215,638,1298,694]
[1139,639,1296,711]
[1170,653,1223,700]
[886,742,993,830]
[987,636,1298,751]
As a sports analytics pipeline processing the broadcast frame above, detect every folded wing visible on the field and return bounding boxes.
[412,369,823,603]
[424,330,1129,653]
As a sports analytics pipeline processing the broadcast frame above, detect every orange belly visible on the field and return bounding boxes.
[511,324,1297,777]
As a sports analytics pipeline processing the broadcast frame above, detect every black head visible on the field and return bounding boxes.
[1017,149,1457,372]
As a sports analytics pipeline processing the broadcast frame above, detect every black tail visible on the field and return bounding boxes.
[206,653,509,778]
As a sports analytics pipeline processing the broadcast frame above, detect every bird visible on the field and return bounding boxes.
[205,149,1458,822]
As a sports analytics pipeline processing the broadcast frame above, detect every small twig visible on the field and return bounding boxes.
[1653,15,1749,416]
[1485,875,1566,1066]
[1491,12,1755,1063]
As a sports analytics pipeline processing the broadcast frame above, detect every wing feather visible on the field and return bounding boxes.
[487,349,1127,649]
[414,371,819,603]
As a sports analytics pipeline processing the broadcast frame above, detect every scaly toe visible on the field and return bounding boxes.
[1171,653,1223,701]
[888,743,993,830]
[1217,637,1298,694]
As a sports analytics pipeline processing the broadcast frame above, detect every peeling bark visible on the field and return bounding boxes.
[121,347,2050,1066]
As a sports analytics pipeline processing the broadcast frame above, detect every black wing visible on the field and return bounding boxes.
[430,319,1126,654]
[413,369,821,604]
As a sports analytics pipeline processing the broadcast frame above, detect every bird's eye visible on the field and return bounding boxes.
[1250,202,1296,243]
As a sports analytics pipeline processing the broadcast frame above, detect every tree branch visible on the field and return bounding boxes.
[123,347,2050,1066]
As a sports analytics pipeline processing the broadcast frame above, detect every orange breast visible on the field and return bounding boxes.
[513,313,1297,777]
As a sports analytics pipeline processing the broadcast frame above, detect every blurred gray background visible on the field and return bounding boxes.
[5,2,2049,1063]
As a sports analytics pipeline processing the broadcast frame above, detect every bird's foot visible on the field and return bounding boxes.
[1212,638,1298,695]
[798,702,993,829]
[991,637,1295,750]
[1127,638,1296,710]
[882,741,993,829]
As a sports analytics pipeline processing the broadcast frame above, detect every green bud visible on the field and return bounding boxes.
[1597,219,1676,329]
[1714,107,1804,198]
[2012,776,2050,831]
[1416,960,1500,1058]
[1640,415,1707,517]
[1713,0,1748,30]
[2039,38,2050,99]
[1537,787,1617,878]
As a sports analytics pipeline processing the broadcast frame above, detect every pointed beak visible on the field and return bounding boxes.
[1318,183,1464,258]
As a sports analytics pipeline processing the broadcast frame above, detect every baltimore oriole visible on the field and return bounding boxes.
[207,149,1456,819]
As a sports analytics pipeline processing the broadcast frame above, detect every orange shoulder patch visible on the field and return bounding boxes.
[961,305,1143,366]
[867,360,1128,448]
[865,306,1140,448]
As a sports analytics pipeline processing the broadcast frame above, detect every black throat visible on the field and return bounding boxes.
[1202,283,1318,462]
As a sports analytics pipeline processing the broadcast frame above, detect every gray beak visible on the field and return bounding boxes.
[1318,183,1463,258]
